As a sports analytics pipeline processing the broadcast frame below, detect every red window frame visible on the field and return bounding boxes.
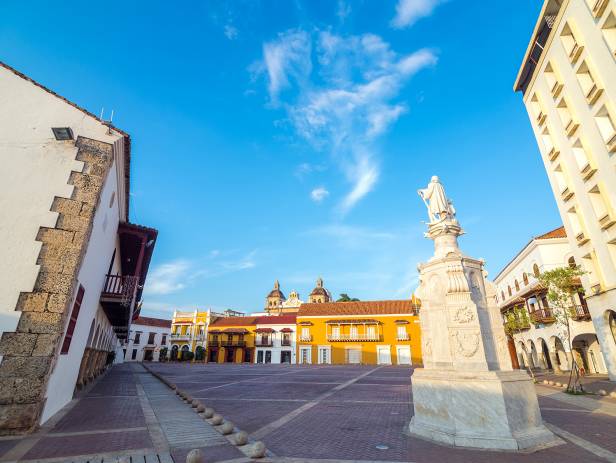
[61,285,85,354]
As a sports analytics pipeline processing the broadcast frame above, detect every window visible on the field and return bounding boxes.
[541,127,558,160]
[350,325,358,339]
[52,127,74,140]
[602,12,616,55]
[501,291,505,300]
[148,332,156,344]
[61,285,85,354]
[530,94,546,125]
[515,280,520,292]
[508,285,512,297]
[331,326,340,339]
[318,346,331,364]
[576,61,602,104]
[568,256,577,268]
[134,332,141,345]
[367,325,376,339]
[560,23,583,64]
[533,264,540,278]
[397,325,407,340]
[131,349,138,360]
[544,62,563,98]
[301,327,310,340]
[556,97,578,136]
[523,273,529,286]
[594,105,616,152]
[588,184,613,226]
[586,0,609,18]
[571,139,594,177]
[161,334,167,345]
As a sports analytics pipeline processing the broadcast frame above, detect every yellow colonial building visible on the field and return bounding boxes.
[207,316,258,363]
[296,299,422,365]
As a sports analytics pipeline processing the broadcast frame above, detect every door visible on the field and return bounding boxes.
[225,348,235,363]
[331,326,340,340]
[257,350,264,364]
[318,346,331,364]
[396,346,411,365]
[377,346,391,365]
[347,348,361,364]
[281,351,291,363]
[350,325,358,340]
[265,350,272,363]
[143,349,154,361]
[300,347,311,364]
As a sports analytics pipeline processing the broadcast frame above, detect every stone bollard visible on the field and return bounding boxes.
[542,380,549,385]
[186,448,204,463]
[555,382,562,387]
[116,456,131,463]
[203,408,215,419]
[210,414,223,425]
[171,384,177,390]
[185,395,193,403]
[249,441,266,459]
[233,430,248,446]
[220,421,234,435]
[197,404,206,413]
[610,391,616,399]
[598,389,607,396]
[548,381,555,385]
[191,399,200,408]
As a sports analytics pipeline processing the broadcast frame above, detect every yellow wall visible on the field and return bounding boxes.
[170,312,209,356]
[296,314,422,365]
[207,325,256,363]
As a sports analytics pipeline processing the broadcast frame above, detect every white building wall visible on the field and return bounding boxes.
[517,0,616,379]
[125,323,171,362]
[254,323,296,364]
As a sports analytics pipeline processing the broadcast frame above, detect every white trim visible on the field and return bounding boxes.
[297,313,418,320]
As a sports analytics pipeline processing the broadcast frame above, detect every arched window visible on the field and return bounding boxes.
[568,256,577,268]
[523,273,529,286]
[515,280,520,292]
[533,264,540,277]
[501,291,505,300]
[508,285,512,297]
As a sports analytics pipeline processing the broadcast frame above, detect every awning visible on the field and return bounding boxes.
[326,319,380,324]
[255,328,275,333]
[394,320,409,324]
[208,330,222,334]
[298,321,313,326]
[279,328,294,333]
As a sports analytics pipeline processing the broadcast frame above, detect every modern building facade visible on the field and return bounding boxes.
[296,299,422,365]
[514,0,616,380]
[254,314,297,364]
[124,316,171,362]
[0,62,157,433]
[495,226,607,375]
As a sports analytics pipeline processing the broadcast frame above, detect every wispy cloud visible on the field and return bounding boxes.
[254,30,436,214]
[310,187,330,202]
[304,224,396,249]
[391,0,445,29]
[146,260,190,295]
[224,24,238,40]
[336,0,352,21]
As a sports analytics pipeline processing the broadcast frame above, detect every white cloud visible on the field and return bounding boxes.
[310,187,330,202]
[146,260,190,295]
[262,29,311,102]
[224,24,238,40]
[391,0,444,29]
[336,0,352,21]
[255,30,436,213]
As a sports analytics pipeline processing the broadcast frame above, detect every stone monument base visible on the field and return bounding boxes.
[408,368,563,451]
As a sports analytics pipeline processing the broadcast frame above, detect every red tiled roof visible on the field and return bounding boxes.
[297,300,419,317]
[254,314,297,325]
[133,316,171,328]
[210,316,258,327]
[535,226,566,240]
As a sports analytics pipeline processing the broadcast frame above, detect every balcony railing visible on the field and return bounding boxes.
[396,334,410,341]
[255,340,273,347]
[101,274,138,298]
[220,340,246,348]
[530,308,555,324]
[299,335,312,342]
[281,340,292,346]
[571,304,591,321]
[327,334,381,342]
[170,333,191,341]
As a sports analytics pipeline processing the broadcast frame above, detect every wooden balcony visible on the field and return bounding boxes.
[571,304,591,321]
[281,340,292,346]
[220,340,246,348]
[170,333,191,341]
[255,340,273,347]
[299,335,312,342]
[530,308,555,324]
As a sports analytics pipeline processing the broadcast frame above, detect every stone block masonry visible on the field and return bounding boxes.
[0,137,113,435]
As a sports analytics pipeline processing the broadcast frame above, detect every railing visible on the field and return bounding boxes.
[194,334,206,341]
[208,340,220,348]
[299,335,312,342]
[327,334,381,342]
[281,340,292,346]
[396,334,410,341]
[220,341,246,348]
[530,308,555,324]
[170,333,191,341]
[571,304,591,321]
[101,274,138,297]
[255,340,273,347]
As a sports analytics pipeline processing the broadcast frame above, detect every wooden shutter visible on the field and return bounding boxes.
[61,285,85,355]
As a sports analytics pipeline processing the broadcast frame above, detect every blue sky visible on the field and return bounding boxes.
[1,0,562,318]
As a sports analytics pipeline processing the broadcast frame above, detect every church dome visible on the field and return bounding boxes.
[267,280,285,299]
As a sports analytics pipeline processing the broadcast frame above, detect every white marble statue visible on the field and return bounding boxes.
[418,176,455,223]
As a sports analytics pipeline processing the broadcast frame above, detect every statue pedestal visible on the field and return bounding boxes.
[409,369,561,451]
[410,214,561,452]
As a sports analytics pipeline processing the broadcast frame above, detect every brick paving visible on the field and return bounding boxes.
[147,362,616,462]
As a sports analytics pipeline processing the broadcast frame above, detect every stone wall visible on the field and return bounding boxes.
[0,137,113,434]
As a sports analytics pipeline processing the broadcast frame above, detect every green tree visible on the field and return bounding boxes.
[159,347,168,362]
[504,305,535,381]
[537,266,587,393]
[337,293,360,302]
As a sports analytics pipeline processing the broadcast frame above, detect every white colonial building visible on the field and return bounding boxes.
[254,314,297,364]
[125,316,171,362]
[514,0,616,380]
[495,226,607,375]
[0,62,157,433]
